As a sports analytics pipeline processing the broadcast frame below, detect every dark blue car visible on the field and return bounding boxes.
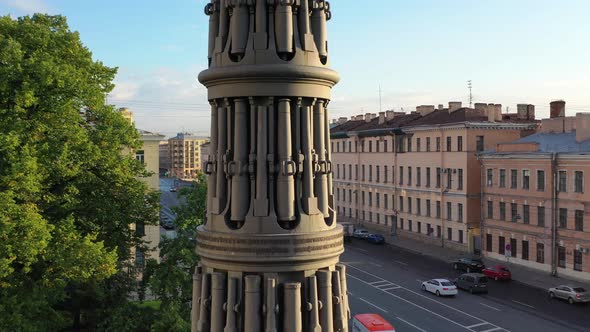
[366,234,385,244]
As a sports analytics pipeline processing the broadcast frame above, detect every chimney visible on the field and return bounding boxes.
[494,104,502,121]
[448,101,462,113]
[378,112,386,124]
[550,100,566,118]
[386,110,395,120]
[438,104,444,110]
[416,105,435,116]
[517,104,529,120]
[527,104,535,120]
[576,113,590,142]
[365,113,372,123]
[338,117,347,125]
[474,103,487,112]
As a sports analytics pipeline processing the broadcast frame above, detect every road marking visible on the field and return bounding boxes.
[397,316,427,332]
[358,297,388,313]
[416,279,423,283]
[345,264,511,332]
[394,260,408,266]
[480,328,502,332]
[347,291,355,297]
[479,303,501,311]
[369,261,383,268]
[511,300,535,309]
[353,247,369,253]
[466,322,490,329]
[381,286,402,291]
[369,280,390,286]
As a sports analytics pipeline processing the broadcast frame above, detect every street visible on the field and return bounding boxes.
[159,177,188,239]
[344,239,590,332]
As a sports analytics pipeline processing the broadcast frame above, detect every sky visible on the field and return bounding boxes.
[2,0,590,137]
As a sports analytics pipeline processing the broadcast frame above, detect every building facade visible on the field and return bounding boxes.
[481,108,590,281]
[168,133,208,180]
[159,140,170,174]
[331,102,538,253]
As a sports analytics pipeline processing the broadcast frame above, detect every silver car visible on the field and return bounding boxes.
[548,285,590,304]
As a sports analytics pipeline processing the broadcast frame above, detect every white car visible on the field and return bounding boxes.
[421,279,458,297]
[353,229,370,239]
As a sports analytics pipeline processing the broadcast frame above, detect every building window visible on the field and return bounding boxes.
[368,140,372,153]
[447,202,452,221]
[408,219,413,231]
[511,203,518,222]
[348,190,352,202]
[476,136,484,152]
[457,169,463,190]
[559,208,567,228]
[376,193,380,208]
[510,169,518,189]
[558,246,566,268]
[417,198,422,215]
[376,166,380,182]
[355,165,359,180]
[376,141,380,153]
[436,137,441,152]
[362,191,365,205]
[574,250,583,271]
[408,197,412,214]
[408,167,413,186]
[458,230,464,243]
[575,171,584,193]
[369,212,372,222]
[537,170,545,191]
[487,169,493,187]
[575,210,584,231]
[436,225,441,238]
[384,194,388,209]
[458,203,463,222]
[523,205,530,224]
[447,170,452,189]
[486,234,492,252]
[559,171,567,192]
[135,150,145,163]
[369,165,373,182]
[384,140,388,152]
[457,136,463,152]
[362,165,366,181]
[499,236,505,255]
[436,168,441,188]
[348,141,351,152]
[500,202,506,221]
[510,238,517,258]
[417,221,422,233]
[342,164,346,179]
[399,196,404,212]
[538,206,545,227]
[446,136,452,151]
[426,137,431,151]
[426,199,431,217]
[384,166,388,183]
[416,138,421,152]
[522,240,529,260]
[447,228,452,241]
[426,167,431,187]
[537,243,545,264]
[349,164,352,180]
[416,167,421,186]
[499,169,506,188]
[523,170,530,190]
[487,201,494,219]
[399,166,403,185]
[436,201,441,218]
[368,192,373,207]
[400,218,404,230]
[407,137,412,152]
[135,249,145,268]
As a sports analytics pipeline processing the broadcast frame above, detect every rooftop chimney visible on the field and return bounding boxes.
[438,104,444,110]
[448,101,462,113]
[338,117,347,124]
[365,113,372,123]
[494,104,502,121]
[550,100,566,118]
[386,110,395,120]
[416,105,435,116]
[378,112,386,124]
[576,113,590,142]
[517,104,529,120]
[474,103,487,112]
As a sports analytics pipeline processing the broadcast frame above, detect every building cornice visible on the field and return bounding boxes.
[404,122,538,133]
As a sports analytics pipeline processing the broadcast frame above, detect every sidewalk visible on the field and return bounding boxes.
[384,233,590,291]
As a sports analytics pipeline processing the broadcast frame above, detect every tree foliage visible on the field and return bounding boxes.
[0,14,159,330]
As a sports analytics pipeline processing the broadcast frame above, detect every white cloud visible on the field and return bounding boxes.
[1,0,50,13]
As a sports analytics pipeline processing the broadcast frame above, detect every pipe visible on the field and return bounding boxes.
[224,277,239,332]
[331,270,345,331]
[276,98,296,221]
[314,99,329,217]
[283,282,302,332]
[197,273,211,332]
[244,275,262,331]
[230,98,250,224]
[306,276,321,332]
[265,277,278,332]
[206,0,219,62]
[316,270,333,331]
[218,0,229,50]
[255,103,269,216]
[215,100,228,214]
[191,267,202,332]
[336,264,350,324]
[207,101,218,218]
[275,0,294,60]
[230,1,250,59]
[551,153,558,277]
[311,0,328,62]
[210,273,226,331]
[301,100,317,214]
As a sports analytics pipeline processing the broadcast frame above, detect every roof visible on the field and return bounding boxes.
[353,314,395,331]
[508,131,590,153]
[169,132,208,140]
[404,108,487,126]
[330,113,421,137]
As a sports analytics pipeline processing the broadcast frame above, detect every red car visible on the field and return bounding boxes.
[483,265,512,281]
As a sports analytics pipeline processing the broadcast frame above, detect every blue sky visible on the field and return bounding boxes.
[2,0,590,136]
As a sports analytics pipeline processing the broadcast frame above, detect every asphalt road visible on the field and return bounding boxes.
[344,239,590,332]
[159,177,187,238]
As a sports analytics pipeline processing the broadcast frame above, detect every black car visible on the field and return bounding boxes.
[455,273,488,294]
[453,257,485,273]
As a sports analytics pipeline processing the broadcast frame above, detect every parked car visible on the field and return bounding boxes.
[453,257,485,273]
[421,279,458,297]
[548,285,590,304]
[352,313,396,332]
[483,265,512,281]
[366,234,385,244]
[454,273,488,294]
[353,229,370,239]
[161,217,174,229]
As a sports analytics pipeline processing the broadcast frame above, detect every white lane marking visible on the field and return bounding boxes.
[347,291,355,297]
[369,280,390,286]
[353,247,369,253]
[479,303,501,312]
[381,286,402,291]
[397,316,428,332]
[466,322,491,329]
[394,260,409,266]
[348,274,468,330]
[358,297,388,313]
[480,328,502,332]
[369,261,383,268]
[346,264,511,332]
[511,300,535,309]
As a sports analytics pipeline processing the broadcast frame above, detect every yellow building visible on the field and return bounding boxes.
[168,133,209,180]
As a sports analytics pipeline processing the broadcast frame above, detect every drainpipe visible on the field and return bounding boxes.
[551,153,558,277]
[478,153,485,257]
[440,128,445,248]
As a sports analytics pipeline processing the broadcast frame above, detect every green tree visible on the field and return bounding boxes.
[148,173,206,330]
[0,14,159,330]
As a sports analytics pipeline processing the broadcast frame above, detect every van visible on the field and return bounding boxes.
[455,273,488,294]
[352,314,396,332]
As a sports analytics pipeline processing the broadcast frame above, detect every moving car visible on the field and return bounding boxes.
[483,265,512,281]
[170,186,178,192]
[353,229,370,239]
[453,257,485,273]
[548,285,590,304]
[454,273,488,294]
[161,216,174,229]
[421,278,458,297]
[352,313,395,332]
[366,234,385,244]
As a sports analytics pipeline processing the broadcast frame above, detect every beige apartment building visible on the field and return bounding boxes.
[331,102,538,253]
[159,140,170,174]
[481,105,590,281]
[168,133,209,180]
